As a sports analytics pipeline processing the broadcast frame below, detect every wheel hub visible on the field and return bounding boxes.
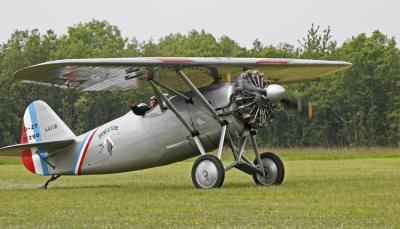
[195,160,218,188]
[256,158,278,185]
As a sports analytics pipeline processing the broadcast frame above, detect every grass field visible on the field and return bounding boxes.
[0,148,399,228]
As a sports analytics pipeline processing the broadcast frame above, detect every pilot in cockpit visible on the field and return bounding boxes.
[129,96,158,116]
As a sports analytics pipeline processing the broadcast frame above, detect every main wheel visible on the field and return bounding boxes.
[252,152,285,185]
[191,155,225,189]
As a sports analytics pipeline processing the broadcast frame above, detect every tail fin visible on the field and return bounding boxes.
[20,100,76,175]
[22,100,75,143]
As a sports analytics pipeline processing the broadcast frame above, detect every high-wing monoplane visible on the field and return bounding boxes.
[0,57,351,188]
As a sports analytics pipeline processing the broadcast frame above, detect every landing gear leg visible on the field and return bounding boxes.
[41,175,61,189]
[224,129,285,185]
[191,125,228,189]
[249,131,285,185]
[150,69,230,189]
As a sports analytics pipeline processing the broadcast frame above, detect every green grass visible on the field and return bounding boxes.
[0,148,400,228]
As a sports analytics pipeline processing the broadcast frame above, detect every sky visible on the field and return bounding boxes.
[1,0,399,48]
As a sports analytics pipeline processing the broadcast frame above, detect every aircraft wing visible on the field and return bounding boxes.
[15,57,352,91]
[0,139,75,156]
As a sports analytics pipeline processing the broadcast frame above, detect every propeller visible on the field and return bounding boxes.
[232,70,312,128]
[280,96,313,121]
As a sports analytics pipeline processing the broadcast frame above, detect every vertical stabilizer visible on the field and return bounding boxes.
[21,100,76,175]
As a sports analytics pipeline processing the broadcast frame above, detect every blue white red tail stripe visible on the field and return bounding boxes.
[25,103,49,175]
[20,123,36,174]
[72,129,98,175]
[28,104,42,142]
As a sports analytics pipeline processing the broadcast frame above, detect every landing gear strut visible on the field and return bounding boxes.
[149,69,229,188]
[148,68,285,188]
[225,130,285,185]
[41,175,61,189]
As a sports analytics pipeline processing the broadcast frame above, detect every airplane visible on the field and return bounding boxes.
[0,57,352,189]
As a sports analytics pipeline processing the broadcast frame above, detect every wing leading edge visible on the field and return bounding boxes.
[15,57,352,91]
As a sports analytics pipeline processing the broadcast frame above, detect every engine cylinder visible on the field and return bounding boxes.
[232,70,278,128]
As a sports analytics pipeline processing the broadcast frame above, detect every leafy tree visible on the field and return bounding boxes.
[218,35,247,57]
[0,21,399,148]
[55,20,126,59]
[298,23,337,58]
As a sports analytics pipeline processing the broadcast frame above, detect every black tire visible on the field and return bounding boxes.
[191,155,225,189]
[252,152,285,185]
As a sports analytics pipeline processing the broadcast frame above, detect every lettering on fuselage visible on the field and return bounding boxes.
[45,123,58,132]
[98,126,119,139]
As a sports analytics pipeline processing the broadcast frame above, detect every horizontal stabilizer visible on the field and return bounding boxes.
[0,139,75,156]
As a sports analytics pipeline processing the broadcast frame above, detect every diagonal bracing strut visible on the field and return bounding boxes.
[176,70,229,159]
[148,80,206,155]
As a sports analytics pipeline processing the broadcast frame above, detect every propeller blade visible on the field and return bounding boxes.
[281,97,313,121]
[306,102,312,121]
[281,97,302,112]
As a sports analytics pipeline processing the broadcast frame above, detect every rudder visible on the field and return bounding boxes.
[21,100,76,175]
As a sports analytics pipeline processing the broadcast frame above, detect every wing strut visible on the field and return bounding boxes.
[177,70,269,175]
[176,70,230,159]
[148,68,275,187]
[152,79,193,103]
[147,69,231,157]
[176,70,225,125]
[148,80,206,155]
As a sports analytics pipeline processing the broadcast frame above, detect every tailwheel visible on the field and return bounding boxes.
[253,152,285,185]
[191,155,225,189]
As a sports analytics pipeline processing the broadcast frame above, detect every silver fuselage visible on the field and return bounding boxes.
[48,84,244,175]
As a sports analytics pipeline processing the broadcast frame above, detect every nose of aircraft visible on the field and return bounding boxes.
[265,84,286,102]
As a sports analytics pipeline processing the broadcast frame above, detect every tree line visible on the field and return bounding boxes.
[0,20,399,147]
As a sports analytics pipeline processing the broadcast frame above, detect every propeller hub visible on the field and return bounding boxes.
[265,84,286,102]
[231,70,311,127]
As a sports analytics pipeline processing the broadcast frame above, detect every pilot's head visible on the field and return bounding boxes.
[149,96,158,108]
